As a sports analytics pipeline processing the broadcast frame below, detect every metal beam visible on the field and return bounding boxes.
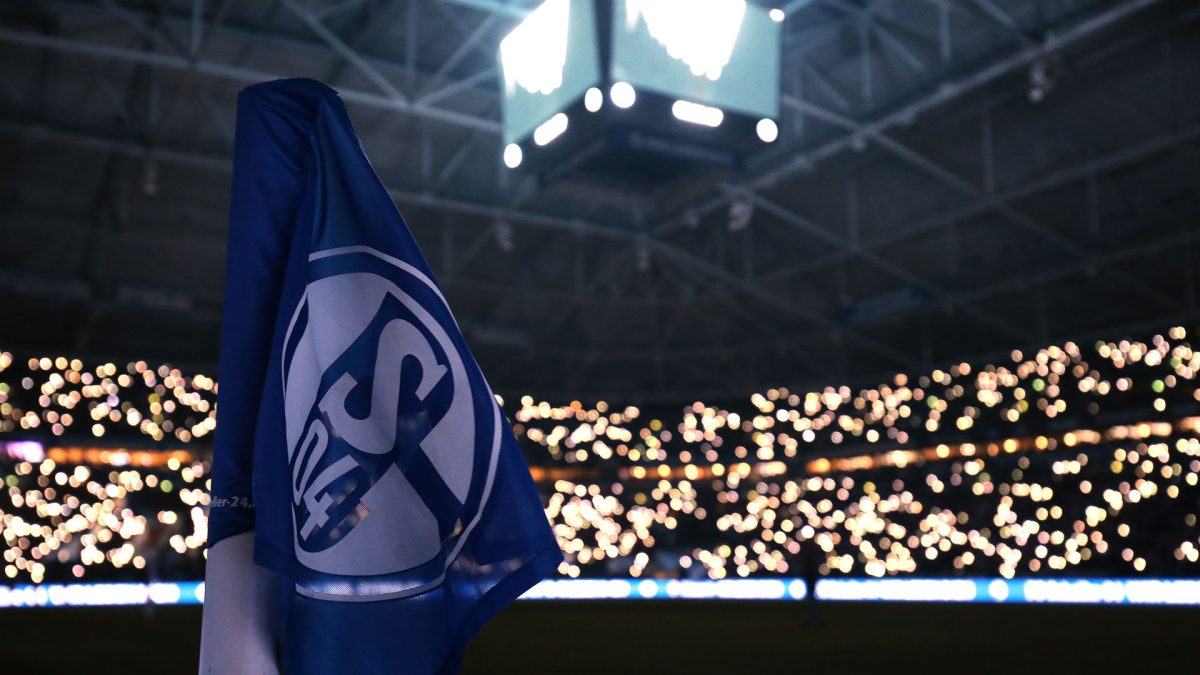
[784,95,1181,311]
[509,225,1200,363]
[953,228,1200,307]
[652,0,1167,238]
[722,185,1028,339]
[421,16,500,97]
[438,0,529,20]
[872,23,926,74]
[0,26,499,134]
[762,121,1200,284]
[282,0,409,105]
[315,0,373,20]
[0,212,674,311]
[416,66,497,107]
[0,117,600,238]
[0,117,920,367]
[646,241,919,368]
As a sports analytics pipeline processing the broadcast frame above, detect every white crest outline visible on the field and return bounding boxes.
[280,245,503,601]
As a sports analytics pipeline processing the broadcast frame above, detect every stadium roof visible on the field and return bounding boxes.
[0,0,1197,401]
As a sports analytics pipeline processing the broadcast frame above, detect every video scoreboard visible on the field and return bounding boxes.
[498,0,783,184]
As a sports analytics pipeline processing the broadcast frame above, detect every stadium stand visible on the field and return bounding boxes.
[2,325,1199,585]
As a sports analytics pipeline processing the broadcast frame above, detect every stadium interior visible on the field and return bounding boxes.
[1,0,1199,672]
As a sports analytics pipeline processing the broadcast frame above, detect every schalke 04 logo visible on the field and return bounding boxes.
[280,246,499,600]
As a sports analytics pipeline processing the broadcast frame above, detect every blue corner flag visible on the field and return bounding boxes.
[206,79,561,674]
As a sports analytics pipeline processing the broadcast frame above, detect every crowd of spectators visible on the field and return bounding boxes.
[0,325,1199,584]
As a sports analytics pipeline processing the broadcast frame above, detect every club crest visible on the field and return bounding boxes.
[280,247,499,600]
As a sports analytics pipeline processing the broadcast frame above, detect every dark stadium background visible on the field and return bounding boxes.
[1,0,1200,672]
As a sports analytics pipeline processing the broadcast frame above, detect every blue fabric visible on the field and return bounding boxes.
[209,78,561,673]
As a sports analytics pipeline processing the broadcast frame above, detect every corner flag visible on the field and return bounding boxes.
[203,78,561,674]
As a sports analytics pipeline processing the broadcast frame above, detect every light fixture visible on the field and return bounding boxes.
[756,118,778,143]
[769,8,785,22]
[671,100,724,128]
[584,86,603,112]
[636,240,651,272]
[503,143,523,168]
[495,220,514,252]
[533,112,569,146]
[610,81,636,109]
[728,200,754,232]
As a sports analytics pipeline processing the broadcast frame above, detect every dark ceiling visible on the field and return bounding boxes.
[0,0,1198,402]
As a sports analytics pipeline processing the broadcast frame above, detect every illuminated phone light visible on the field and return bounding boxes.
[672,100,724,128]
[610,81,637,109]
[533,112,569,146]
[503,143,523,169]
[584,87,603,113]
[769,8,785,22]
[756,118,779,143]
